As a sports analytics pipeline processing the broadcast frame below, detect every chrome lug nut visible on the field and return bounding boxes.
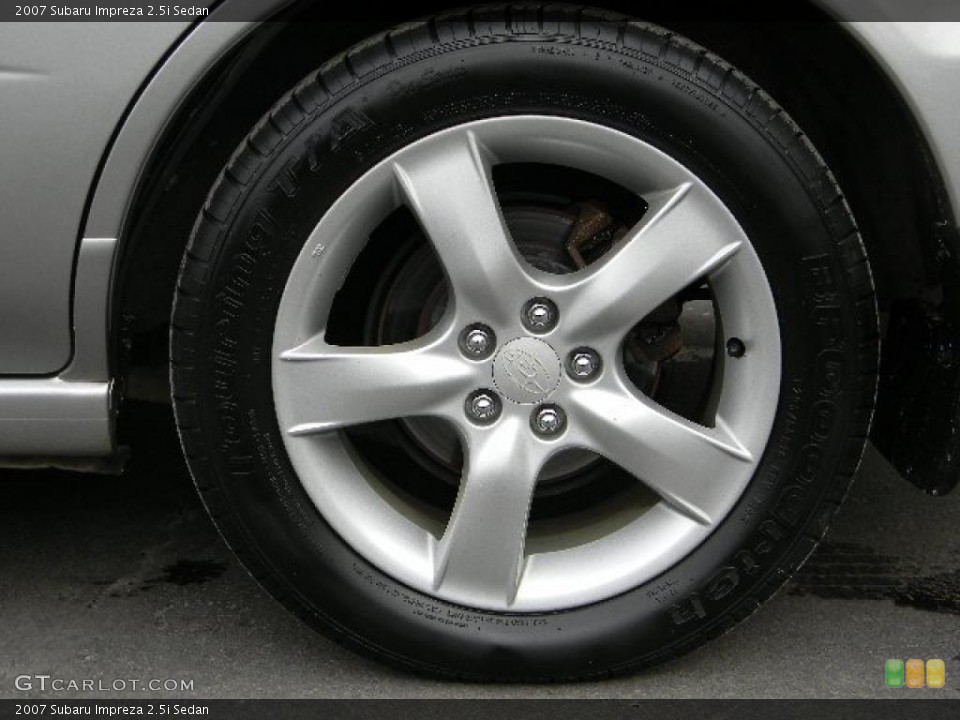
[531,404,567,438]
[465,389,502,425]
[459,324,496,360]
[567,347,602,381]
[522,297,559,334]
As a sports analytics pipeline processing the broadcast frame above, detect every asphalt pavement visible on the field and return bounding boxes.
[1,402,958,699]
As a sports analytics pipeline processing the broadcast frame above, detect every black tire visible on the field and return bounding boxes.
[171,6,878,681]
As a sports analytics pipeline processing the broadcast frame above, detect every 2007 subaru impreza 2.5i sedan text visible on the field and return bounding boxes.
[1,0,958,681]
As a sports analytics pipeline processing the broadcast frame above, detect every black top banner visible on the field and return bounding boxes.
[3,0,960,22]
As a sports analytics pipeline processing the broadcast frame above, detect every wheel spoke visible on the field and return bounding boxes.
[561,184,743,344]
[434,416,546,606]
[275,333,474,435]
[393,129,533,324]
[570,387,753,525]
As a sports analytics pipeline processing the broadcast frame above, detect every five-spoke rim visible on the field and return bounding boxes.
[272,116,781,611]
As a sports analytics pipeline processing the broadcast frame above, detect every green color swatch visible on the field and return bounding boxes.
[885,659,905,688]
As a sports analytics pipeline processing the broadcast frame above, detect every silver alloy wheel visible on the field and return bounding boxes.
[272,116,781,612]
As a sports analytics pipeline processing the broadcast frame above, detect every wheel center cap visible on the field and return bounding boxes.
[492,337,562,405]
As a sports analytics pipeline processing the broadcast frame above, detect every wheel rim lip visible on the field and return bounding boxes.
[272,115,782,612]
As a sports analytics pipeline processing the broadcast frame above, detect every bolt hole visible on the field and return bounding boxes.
[726,337,746,358]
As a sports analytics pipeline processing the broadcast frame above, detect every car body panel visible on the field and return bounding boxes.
[0,21,190,375]
[843,22,960,215]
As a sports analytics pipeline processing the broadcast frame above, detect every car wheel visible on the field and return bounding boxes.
[171,6,878,680]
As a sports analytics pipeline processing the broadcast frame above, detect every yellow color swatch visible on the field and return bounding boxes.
[926,659,945,689]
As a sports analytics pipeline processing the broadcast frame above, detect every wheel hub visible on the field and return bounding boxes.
[492,337,562,405]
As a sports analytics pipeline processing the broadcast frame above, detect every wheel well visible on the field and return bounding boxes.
[672,20,955,305]
[118,5,954,401]
[117,16,391,375]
